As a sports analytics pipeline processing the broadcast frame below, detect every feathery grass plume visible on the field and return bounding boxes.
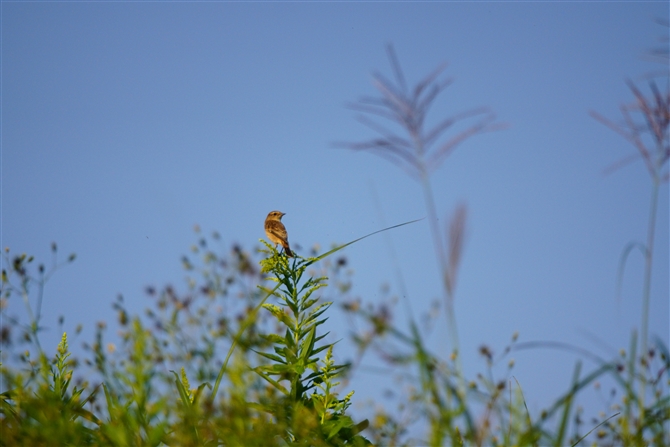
[591,81,669,182]
[338,45,505,181]
[339,43,505,324]
[591,72,669,431]
[573,23,670,443]
[339,44,506,416]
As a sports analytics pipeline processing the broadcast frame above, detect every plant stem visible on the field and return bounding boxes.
[420,172,465,397]
[638,174,659,419]
[421,174,447,278]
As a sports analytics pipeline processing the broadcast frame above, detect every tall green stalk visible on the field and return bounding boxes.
[592,77,669,438]
[420,164,465,399]
[638,151,662,422]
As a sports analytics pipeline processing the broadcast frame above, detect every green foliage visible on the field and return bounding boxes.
[1,333,98,446]
[1,224,668,446]
[1,239,370,445]
[252,244,370,445]
[335,43,669,447]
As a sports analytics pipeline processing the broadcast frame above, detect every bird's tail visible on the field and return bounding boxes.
[283,243,294,257]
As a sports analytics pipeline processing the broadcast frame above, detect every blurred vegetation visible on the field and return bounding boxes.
[1,238,371,446]
[2,34,669,446]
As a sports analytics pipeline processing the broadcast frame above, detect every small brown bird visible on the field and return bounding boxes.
[264,211,294,257]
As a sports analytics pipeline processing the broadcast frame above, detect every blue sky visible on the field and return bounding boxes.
[2,1,668,437]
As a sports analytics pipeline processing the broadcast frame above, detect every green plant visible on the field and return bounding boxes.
[249,244,368,445]
[338,44,669,446]
[586,75,669,445]
[341,44,508,445]
[1,238,374,445]
[339,46,505,377]
[1,333,98,445]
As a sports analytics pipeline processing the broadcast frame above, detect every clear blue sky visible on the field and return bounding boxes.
[2,1,668,436]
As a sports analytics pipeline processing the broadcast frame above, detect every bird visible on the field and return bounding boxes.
[264,211,294,257]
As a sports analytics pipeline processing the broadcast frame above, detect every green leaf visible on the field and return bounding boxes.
[253,368,290,395]
[299,327,317,361]
[192,381,212,405]
[261,333,286,345]
[171,370,191,406]
[252,349,286,364]
[304,303,332,324]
